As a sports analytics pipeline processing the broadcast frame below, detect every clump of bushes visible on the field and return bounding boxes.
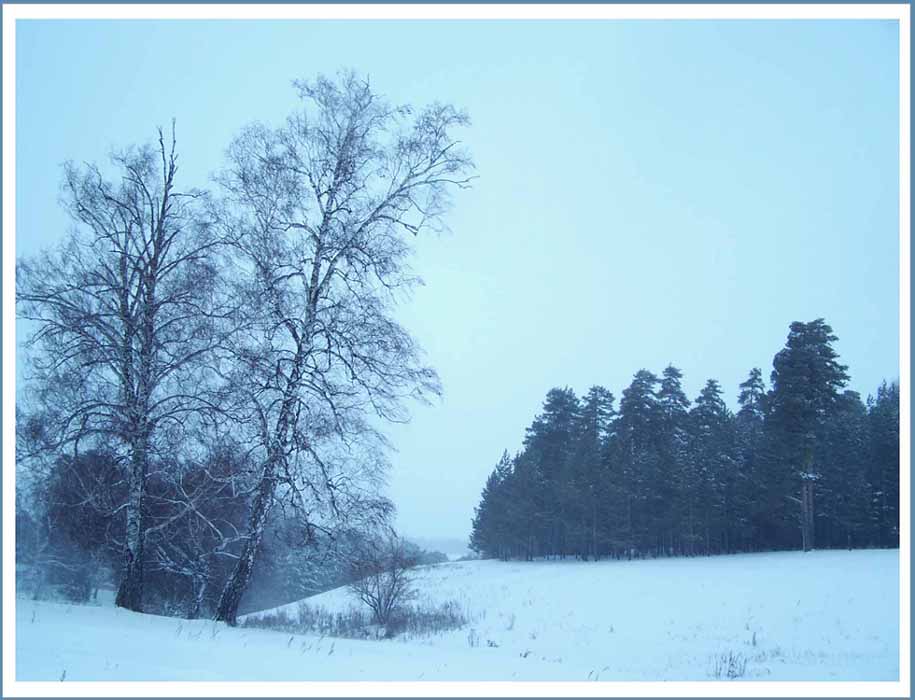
[385,599,468,638]
[242,598,469,640]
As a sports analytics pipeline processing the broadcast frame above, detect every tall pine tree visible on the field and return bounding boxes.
[767,319,850,551]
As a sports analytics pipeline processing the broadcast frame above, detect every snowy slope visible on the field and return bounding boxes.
[16,549,900,682]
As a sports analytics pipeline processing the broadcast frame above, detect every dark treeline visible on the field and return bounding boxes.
[470,319,899,561]
[15,439,449,617]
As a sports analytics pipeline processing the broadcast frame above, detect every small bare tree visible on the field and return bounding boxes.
[347,533,418,628]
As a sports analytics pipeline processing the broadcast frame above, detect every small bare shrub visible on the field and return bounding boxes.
[710,650,748,680]
[347,534,417,627]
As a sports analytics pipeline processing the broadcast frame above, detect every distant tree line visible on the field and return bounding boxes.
[470,319,899,561]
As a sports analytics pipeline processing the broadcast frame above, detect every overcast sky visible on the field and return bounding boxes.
[15,19,900,543]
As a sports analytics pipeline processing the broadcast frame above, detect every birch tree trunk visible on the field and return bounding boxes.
[115,433,148,610]
[214,459,276,624]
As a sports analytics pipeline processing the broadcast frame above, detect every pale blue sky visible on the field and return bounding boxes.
[16,20,900,542]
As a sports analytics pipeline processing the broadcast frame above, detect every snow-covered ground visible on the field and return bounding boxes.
[16,549,899,682]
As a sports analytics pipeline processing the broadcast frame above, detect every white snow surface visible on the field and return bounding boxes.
[16,549,899,682]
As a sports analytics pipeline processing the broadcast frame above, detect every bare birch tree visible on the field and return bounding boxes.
[212,72,474,624]
[16,125,226,612]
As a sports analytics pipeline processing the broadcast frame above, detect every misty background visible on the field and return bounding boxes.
[15,19,900,547]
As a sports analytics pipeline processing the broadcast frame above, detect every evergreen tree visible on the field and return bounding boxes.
[470,452,514,558]
[568,387,616,559]
[767,319,850,551]
[815,391,870,548]
[656,366,691,555]
[614,370,660,556]
[523,388,581,557]
[734,368,767,551]
[688,379,735,554]
[509,449,542,560]
[868,381,900,547]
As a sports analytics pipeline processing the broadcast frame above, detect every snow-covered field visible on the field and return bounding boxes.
[16,549,899,682]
